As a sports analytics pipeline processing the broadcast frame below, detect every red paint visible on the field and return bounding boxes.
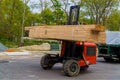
[79,60,86,66]
[84,42,96,65]
[61,41,97,67]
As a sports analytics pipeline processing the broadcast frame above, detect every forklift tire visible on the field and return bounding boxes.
[41,54,54,70]
[63,59,80,77]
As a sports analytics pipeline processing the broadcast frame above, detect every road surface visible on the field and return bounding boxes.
[0,56,120,80]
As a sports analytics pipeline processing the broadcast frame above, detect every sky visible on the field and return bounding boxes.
[28,0,76,13]
[29,0,120,13]
[28,0,40,13]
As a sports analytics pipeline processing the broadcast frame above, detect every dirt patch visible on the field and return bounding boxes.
[9,43,51,52]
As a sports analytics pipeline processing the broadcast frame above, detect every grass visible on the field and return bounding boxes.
[0,39,18,48]
[0,38,60,48]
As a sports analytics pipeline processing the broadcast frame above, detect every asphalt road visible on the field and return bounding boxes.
[0,56,120,80]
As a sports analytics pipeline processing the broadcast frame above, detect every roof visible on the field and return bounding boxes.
[106,31,120,44]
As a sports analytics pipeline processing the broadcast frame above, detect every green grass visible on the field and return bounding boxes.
[0,38,60,48]
[0,39,18,48]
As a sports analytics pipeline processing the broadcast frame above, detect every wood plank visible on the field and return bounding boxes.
[27,25,106,43]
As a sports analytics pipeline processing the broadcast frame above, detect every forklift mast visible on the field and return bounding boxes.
[62,5,81,58]
[68,5,80,25]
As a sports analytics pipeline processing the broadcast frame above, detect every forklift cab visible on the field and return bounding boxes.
[61,41,97,66]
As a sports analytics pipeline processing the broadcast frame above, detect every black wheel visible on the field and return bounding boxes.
[63,59,80,77]
[104,57,113,62]
[41,54,54,70]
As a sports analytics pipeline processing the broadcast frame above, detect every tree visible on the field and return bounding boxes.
[39,0,51,12]
[51,0,65,24]
[81,0,119,25]
[40,8,55,25]
[25,13,41,26]
[60,0,69,22]
[21,0,30,45]
[106,10,120,31]
[0,0,31,43]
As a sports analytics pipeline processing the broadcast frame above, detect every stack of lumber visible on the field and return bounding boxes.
[91,25,105,32]
[26,25,106,43]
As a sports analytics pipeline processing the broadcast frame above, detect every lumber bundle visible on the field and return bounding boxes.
[26,25,106,43]
[91,25,105,32]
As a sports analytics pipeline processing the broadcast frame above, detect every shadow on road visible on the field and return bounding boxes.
[97,58,120,64]
[0,60,9,63]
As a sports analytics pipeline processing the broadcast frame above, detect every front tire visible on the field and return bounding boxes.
[41,54,54,70]
[63,59,80,77]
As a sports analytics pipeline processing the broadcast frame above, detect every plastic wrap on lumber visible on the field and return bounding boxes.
[28,25,106,43]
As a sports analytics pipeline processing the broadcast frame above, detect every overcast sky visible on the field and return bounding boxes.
[28,0,52,13]
[28,0,76,13]
[28,0,39,13]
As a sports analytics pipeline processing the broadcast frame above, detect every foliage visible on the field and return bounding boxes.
[40,8,55,25]
[25,13,41,26]
[106,10,120,31]
[0,0,31,43]
[0,38,18,48]
[0,0,120,48]
[81,0,119,25]
[51,0,65,24]
[0,38,60,48]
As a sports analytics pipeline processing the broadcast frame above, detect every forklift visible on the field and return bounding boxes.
[40,5,97,77]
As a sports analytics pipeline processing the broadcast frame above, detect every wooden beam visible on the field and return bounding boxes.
[26,25,106,43]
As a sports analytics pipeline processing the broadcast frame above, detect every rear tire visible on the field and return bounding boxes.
[63,59,80,77]
[41,54,54,70]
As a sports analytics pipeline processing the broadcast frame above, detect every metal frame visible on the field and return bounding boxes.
[68,5,80,25]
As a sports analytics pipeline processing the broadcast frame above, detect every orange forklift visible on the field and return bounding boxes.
[41,5,97,77]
